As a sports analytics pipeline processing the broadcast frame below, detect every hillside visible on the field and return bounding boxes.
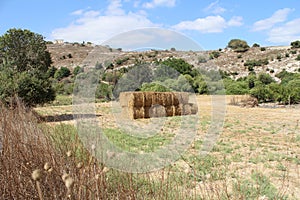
[47,43,300,79]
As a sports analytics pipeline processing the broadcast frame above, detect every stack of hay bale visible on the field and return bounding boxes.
[119,92,198,119]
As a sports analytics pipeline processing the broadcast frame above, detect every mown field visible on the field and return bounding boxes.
[1,95,299,199]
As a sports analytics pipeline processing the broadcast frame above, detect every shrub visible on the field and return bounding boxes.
[160,58,194,76]
[244,59,269,67]
[209,51,221,59]
[198,55,208,63]
[291,40,300,48]
[296,55,300,61]
[140,82,170,92]
[73,66,84,76]
[258,73,275,85]
[228,39,250,52]
[276,54,282,61]
[54,67,71,80]
[260,47,266,51]
[252,43,260,47]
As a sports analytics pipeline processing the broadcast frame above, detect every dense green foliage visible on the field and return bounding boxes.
[0,29,55,107]
[54,67,71,80]
[222,70,300,104]
[291,40,300,48]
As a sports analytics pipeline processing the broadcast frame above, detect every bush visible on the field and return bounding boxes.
[224,79,249,95]
[73,66,84,76]
[198,55,208,63]
[54,67,71,80]
[291,40,300,48]
[296,55,300,61]
[260,47,266,51]
[228,39,250,52]
[209,51,221,59]
[257,73,275,85]
[160,58,194,76]
[140,82,170,92]
[244,59,269,68]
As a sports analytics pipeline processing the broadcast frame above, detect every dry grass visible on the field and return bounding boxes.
[2,96,300,199]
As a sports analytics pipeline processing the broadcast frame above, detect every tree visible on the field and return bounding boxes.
[257,73,275,85]
[0,28,55,107]
[291,40,300,48]
[228,39,250,52]
[160,58,194,76]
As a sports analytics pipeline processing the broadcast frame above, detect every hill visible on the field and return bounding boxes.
[47,43,300,80]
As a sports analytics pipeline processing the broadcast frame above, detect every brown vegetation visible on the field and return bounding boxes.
[119,92,197,119]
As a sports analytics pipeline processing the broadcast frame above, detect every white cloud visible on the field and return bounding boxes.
[143,0,176,9]
[172,15,243,33]
[71,9,84,16]
[204,0,226,15]
[267,18,300,43]
[252,8,293,31]
[228,16,243,27]
[51,1,159,44]
[105,0,125,16]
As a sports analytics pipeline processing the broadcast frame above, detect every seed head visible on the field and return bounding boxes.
[44,162,51,171]
[66,151,72,157]
[76,162,83,169]
[62,172,70,182]
[32,169,42,181]
[65,177,74,189]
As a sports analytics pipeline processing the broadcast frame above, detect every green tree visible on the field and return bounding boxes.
[0,28,55,107]
[291,40,300,48]
[228,39,250,52]
[257,73,274,85]
[160,58,194,76]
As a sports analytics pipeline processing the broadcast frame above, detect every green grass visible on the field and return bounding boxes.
[50,94,73,106]
[233,172,288,199]
[103,128,174,153]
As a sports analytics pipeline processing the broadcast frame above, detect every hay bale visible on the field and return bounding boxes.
[128,92,145,107]
[183,104,192,115]
[144,92,153,107]
[119,92,131,107]
[190,103,198,114]
[149,105,166,118]
[119,92,145,107]
[165,106,176,116]
[119,92,195,119]
[173,92,189,105]
[129,107,145,119]
[144,107,151,118]
[174,105,183,116]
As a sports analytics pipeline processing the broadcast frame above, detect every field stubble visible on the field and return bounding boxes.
[2,95,299,199]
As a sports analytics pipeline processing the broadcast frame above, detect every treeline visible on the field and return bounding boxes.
[68,57,299,105]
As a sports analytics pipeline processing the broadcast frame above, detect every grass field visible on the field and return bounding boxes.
[1,95,299,199]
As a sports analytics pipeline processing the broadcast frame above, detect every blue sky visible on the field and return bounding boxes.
[1,0,300,50]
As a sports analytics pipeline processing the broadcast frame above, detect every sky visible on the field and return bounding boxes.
[1,0,300,50]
